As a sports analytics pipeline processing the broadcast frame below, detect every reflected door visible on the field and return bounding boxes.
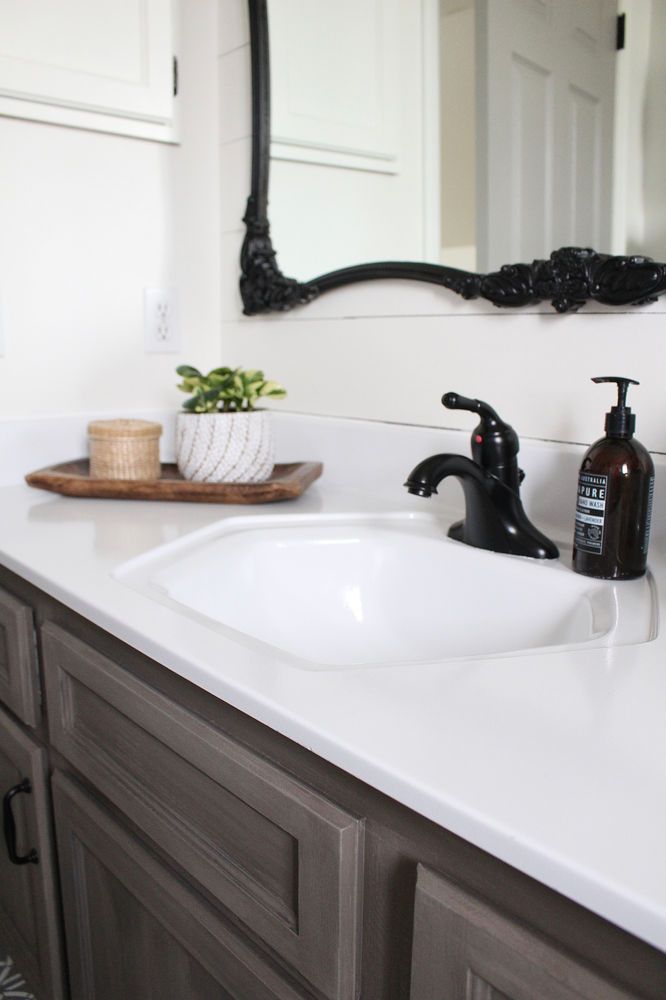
[477,0,617,271]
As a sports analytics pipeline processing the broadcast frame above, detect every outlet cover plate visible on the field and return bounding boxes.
[144,287,180,353]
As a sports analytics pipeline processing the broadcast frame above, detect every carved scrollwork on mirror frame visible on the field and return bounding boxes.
[240,0,666,317]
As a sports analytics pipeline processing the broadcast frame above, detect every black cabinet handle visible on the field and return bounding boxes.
[3,778,38,865]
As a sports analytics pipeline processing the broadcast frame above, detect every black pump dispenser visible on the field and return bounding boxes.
[594,376,637,438]
[573,377,654,580]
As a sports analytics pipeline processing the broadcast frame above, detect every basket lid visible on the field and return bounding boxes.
[88,419,162,439]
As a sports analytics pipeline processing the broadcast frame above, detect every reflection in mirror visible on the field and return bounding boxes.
[241,0,666,315]
[267,0,666,277]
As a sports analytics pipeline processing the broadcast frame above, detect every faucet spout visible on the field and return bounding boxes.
[405,452,559,560]
[405,454,485,497]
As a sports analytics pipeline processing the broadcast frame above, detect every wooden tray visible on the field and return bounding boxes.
[25,459,323,504]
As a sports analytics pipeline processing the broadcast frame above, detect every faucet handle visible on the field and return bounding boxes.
[442,392,501,422]
[442,392,521,493]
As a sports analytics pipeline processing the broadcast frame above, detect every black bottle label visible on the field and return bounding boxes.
[574,472,608,554]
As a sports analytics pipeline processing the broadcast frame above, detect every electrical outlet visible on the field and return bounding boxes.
[144,288,180,353]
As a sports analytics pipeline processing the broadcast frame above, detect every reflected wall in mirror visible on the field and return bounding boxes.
[240,0,666,315]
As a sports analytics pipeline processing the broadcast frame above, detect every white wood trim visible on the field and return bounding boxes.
[271,140,397,174]
[0,95,178,143]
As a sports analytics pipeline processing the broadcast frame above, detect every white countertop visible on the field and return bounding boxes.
[2,411,665,953]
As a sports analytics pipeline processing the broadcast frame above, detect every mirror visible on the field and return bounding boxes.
[241,0,666,315]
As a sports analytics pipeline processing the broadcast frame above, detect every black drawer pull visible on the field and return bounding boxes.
[3,779,38,865]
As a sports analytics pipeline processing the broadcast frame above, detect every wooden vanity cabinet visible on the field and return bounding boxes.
[0,563,665,1000]
[0,582,66,1000]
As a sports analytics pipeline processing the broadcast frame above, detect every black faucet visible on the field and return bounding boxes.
[404,393,559,559]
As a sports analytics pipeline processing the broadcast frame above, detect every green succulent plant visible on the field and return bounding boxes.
[176,365,287,413]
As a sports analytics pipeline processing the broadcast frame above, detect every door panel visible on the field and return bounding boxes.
[0,706,65,999]
[477,0,617,270]
[0,585,40,727]
[43,622,364,1000]
[0,0,173,121]
[410,864,638,1000]
[53,772,313,1000]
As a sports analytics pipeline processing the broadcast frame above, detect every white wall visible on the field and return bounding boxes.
[219,0,666,456]
[0,0,221,419]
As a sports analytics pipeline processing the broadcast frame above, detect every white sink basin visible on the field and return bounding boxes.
[114,512,657,670]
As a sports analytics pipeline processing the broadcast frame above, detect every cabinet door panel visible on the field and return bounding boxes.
[0,0,173,125]
[53,771,312,1000]
[0,705,65,999]
[0,585,40,727]
[410,865,638,1000]
[43,622,363,1000]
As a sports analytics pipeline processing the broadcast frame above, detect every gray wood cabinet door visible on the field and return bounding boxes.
[410,865,640,1000]
[0,585,40,726]
[0,705,66,999]
[52,771,316,1000]
[43,622,364,1000]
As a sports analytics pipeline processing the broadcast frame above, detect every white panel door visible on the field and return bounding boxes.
[476,0,617,271]
[0,0,174,138]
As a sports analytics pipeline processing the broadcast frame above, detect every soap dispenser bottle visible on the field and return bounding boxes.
[573,377,654,579]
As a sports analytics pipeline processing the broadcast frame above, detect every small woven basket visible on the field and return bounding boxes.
[88,419,162,480]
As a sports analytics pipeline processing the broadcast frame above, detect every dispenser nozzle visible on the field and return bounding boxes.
[592,376,639,408]
[592,376,639,439]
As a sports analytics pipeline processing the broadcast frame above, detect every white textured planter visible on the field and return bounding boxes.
[176,411,275,483]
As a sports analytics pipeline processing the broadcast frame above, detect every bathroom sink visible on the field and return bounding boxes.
[114,512,657,670]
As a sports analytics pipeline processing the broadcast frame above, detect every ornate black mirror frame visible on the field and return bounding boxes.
[240,0,666,316]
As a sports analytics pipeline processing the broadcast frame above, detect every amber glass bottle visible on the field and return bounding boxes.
[573,377,654,580]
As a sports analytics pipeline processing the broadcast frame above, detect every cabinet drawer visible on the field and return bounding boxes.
[53,772,314,1000]
[0,705,65,999]
[0,585,40,727]
[43,623,363,1000]
[410,865,638,1000]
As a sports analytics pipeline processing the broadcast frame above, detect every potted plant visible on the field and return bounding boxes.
[175,365,287,483]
